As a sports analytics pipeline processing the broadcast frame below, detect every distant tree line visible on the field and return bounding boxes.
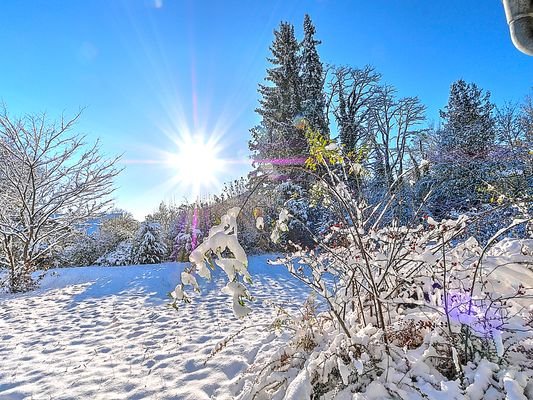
[248,15,532,244]
[48,15,533,272]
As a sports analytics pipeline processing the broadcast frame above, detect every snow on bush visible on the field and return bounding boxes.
[172,143,532,399]
[235,222,532,399]
[178,203,532,398]
[60,234,103,267]
[96,240,133,266]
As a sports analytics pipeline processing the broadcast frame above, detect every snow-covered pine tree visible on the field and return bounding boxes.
[132,222,166,265]
[440,80,494,154]
[249,21,306,180]
[431,79,496,215]
[60,233,102,267]
[300,14,328,137]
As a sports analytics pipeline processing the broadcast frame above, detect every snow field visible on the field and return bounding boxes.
[0,257,308,400]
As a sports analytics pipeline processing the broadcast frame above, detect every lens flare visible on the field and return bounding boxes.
[164,132,225,198]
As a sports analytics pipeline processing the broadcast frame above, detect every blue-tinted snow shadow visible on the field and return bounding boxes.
[246,254,315,309]
[64,263,184,307]
[3,255,315,310]
[64,255,312,309]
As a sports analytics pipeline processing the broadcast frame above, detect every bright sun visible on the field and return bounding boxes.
[166,134,225,197]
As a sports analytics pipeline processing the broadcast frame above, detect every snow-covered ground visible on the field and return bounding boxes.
[0,256,309,400]
[1,240,532,400]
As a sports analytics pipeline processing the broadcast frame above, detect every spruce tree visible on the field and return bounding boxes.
[300,14,328,136]
[249,21,306,176]
[432,79,495,214]
[439,80,494,156]
[132,222,167,265]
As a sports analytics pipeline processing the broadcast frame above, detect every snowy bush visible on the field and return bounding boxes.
[175,204,532,398]
[242,147,531,398]
[57,213,138,268]
[100,212,139,244]
[172,141,532,399]
[60,234,103,267]
[96,240,133,266]
[236,221,532,399]
[274,181,334,249]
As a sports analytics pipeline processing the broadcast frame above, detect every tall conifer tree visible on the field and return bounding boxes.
[300,14,328,136]
[249,21,306,177]
[432,79,495,214]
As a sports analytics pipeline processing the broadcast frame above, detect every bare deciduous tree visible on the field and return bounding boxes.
[369,87,426,191]
[0,106,121,292]
[327,65,381,152]
[495,101,525,149]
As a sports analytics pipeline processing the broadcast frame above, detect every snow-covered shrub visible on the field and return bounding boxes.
[234,215,532,399]
[132,222,167,265]
[60,233,104,267]
[96,240,133,266]
[273,182,334,249]
[172,139,532,399]
[448,202,532,246]
[99,212,139,244]
[59,212,139,267]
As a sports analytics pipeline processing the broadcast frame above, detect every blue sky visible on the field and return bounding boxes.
[0,0,530,219]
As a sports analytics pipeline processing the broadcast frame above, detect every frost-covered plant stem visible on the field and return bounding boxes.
[293,165,388,335]
[442,235,453,336]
